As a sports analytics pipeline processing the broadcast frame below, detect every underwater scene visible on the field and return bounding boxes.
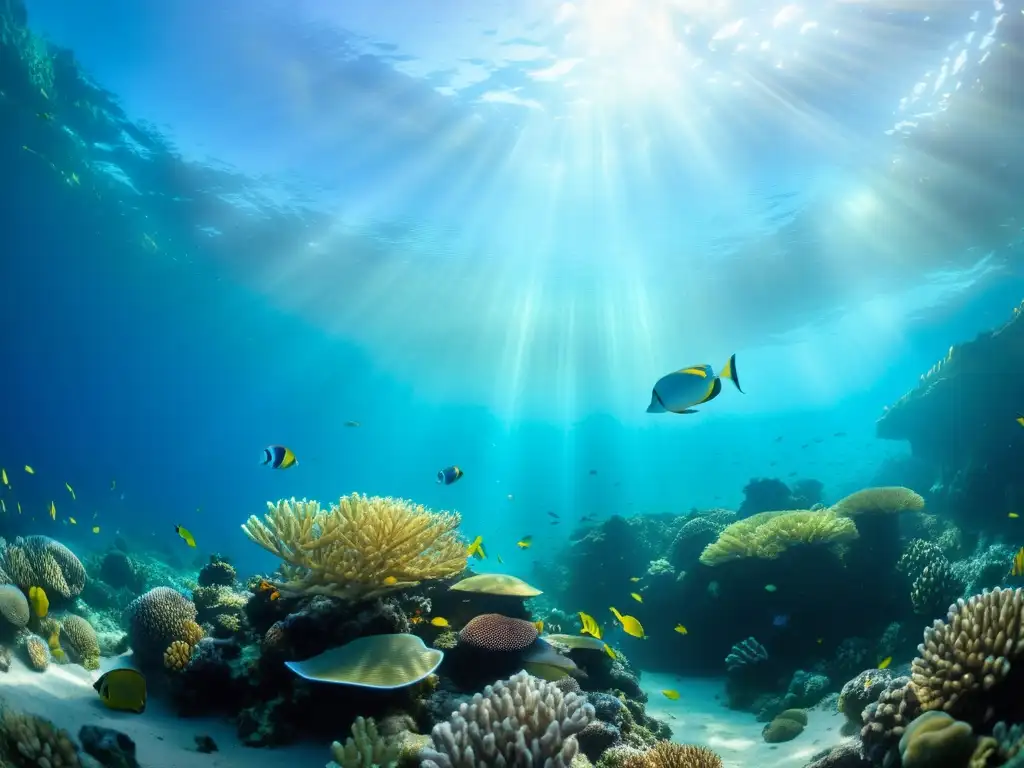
[2,0,1024,767]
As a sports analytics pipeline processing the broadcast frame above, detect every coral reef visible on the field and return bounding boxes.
[60,614,100,670]
[0,536,86,600]
[0,707,79,767]
[125,586,202,670]
[328,716,398,768]
[241,495,467,600]
[699,509,857,566]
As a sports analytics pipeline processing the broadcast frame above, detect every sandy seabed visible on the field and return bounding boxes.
[639,672,851,768]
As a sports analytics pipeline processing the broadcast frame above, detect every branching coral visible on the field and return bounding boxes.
[699,509,857,566]
[329,716,398,768]
[0,707,79,767]
[241,494,466,600]
[618,742,722,768]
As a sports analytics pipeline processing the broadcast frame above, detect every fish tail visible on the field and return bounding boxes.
[721,353,743,393]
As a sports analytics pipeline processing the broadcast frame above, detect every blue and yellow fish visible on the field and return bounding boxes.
[437,465,464,485]
[261,445,297,470]
[646,354,743,415]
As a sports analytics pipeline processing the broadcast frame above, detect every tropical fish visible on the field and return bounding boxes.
[65,482,75,500]
[579,612,602,640]
[507,494,514,501]
[609,607,645,639]
[92,526,100,534]
[534,620,544,632]
[773,614,789,628]
[430,617,449,628]
[257,580,281,600]
[49,501,55,520]
[1011,513,1020,519]
[674,624,688,635]
[69,517,77,525]
[630,593,643,603]
[437,465,463,485]
[547,511,560,519]
[24,465,33,474]
[646,354,743,414]
[603,643,616,659]
[629,577,641,582]
[344,421,360,428]
[589,469,598,475]
[517,536,533,550]
[661,690,680,700]
[1012,547,1024,577]
[1017,414,1024,428]
[878,656,893,670]
[497,554,504,564]
[383,576,398,586]
[0,500,4,514]
[94,668,147,714]
[262,445,298,470]
[111,479,116,490]
[466,535,486,560]
[2,468,8,486]
[28,586,48,618]
[764,584,777,592]
[175,525,196,548]
[16,502,21,514]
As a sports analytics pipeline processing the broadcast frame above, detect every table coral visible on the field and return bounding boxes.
[699,509,857,566]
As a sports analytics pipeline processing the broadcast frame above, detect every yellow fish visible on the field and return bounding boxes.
[0,500,5,514]
[110,479,116,490]
[2,468,8,486]
[24,465,34,474]
[517,535,533,549]
[630,592,643,603]
[466,535,486,560]
[579,612,602,640]
[609,607,645,639]
[16,502,21,514]
[1012,547,1024,578]
[629,577,641,582]
[49,501,56,520]
[94,668,146,714]
[175,525,196,548]
[430,617,449,628]
[646,354,743,415]
[603,643,617,660]
[674,624,688,635]
[661,689,680,700]
[92,526,100,534]
[261,445,298,470]
[383,576,398,586]
[533,620,544,632]
[65,482,75,500]
[1011,513,1020,519]
[878,656,892,670]
[1017,414,1024,428]
[69,517,77,525]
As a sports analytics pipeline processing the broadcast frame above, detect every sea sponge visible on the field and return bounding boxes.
[329,716,398,768]
[898,711,974,768]
[617,742,723,768]
[241,495,466,600]
[125,586,200,668]
[23,634,49,672]
[163,640,193,671]
[831,486,925,516]
[420,670,595,768]
[911,588,1024,721]
[60,614,100,670]
[699,509,858,566]
[0,707,79,767]
[762,711,806,743]
[0,584,29,628]
[458,614,539,652]
[0,536,87,599]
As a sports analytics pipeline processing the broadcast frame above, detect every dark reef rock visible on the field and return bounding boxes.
[805,742,872,768]
[577,721,621,760]
[79,726,140,768]
[98,550,146,593]
[197,556,237,588]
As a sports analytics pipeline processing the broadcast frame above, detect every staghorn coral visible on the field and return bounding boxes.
[0,707,80,767]
[60,615,100,670]
[125,587,201,669]
[699,509,857,566]
[22,634,49,672]
[911,587,1024,722]
[241,495,466,600]
[458,614,538,652]
[0,536,86,599]
[420,670,595,768]
[329,716,399,768]
[617,742,722,768]
[0,585,29,628]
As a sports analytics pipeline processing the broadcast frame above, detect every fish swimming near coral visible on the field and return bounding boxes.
[609,607,645,638]
[630,592,643,603]
[24,465,33,474]
[662,689,680,700]
[1012,547,1024,578]
[646,354,743,414]
[175,525,196,548]
[65,482,75,500]
[517,536,533,550]
[437,465,463,485]
[261,445,298,470]
[674,624,688,635]
[877,656,892,670]
[94,668,147,714]
[578,612,602,640]
[49,501,55,520]
[430,617,449,628]
[466,535,486,560]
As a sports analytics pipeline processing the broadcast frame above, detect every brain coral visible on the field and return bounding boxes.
[912,587,1024,722]
[125,587,200,668]
[23,634,49,672]
[0,536,86,599]
[458,614,538,652]
[0,584,29,628]
[60,615,100,670]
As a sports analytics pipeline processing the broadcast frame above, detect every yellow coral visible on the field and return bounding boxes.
[181,619,204,646]
[163,640,193,671]
[241,494,466,600]
[831,486,925,517]
[699,509,858,566]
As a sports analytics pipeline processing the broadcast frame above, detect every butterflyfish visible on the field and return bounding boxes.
[466,535,486,560]
[437,465,463,485]
[94,668,147,714]
[24,465,33,474]
[662,689,680,700]
[609,607,645,639]
[674,624,688,635]
[578,612,602,640]
[630,592,643,603]
[646,354,743,415]
[175,525,196,548]
[1012,547,1024,577]
[16,502,21,514]
[261,445,298,470]
[430,617,449,628]
[517,536,533,550]
[49,501,55,520]
[878,656,893,670]
[65,482,75,500]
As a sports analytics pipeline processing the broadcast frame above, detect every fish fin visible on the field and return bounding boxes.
[678,409,699,414]
[696,377,722,405]
[720,353,743,392]
[677,366,708,377]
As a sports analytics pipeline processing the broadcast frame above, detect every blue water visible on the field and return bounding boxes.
[3,0,1024,579]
